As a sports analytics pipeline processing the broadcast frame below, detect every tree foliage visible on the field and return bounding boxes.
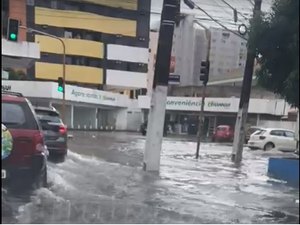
[251,0,299,107]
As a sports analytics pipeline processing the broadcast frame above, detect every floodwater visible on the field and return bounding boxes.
[2,132,299,223]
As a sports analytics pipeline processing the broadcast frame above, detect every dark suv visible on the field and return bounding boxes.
[2,91,47,190]
[34,106,68,157]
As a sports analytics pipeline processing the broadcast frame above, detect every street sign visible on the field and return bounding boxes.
[168,74,180,85]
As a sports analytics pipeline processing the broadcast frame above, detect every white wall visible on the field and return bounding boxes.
[107,44,149,63]
[173,15,196,87]
[258,120,297,131]
[2,38,40,59]
[126,99,143,131]
[106,70,147,89]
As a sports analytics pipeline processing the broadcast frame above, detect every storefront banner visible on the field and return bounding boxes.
[2,80,129,108]
[138,96,288,116]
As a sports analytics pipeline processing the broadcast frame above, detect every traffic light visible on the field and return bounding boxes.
[200,60,210,86]
[7,18,19,42]
[57,77,64,93]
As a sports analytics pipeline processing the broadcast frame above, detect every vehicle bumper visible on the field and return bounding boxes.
[248,140,264,149]
[46,141,67,155]
[2,154,47,185]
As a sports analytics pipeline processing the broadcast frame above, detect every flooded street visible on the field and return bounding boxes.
[2,132,299,224]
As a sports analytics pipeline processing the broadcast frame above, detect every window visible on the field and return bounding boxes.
[2,103,26,126]
[35,110,62,130]
[26,0,34,6]
[64,31,73,39]
[270,130,284,136]
[51,0,57,9]
[254,129,266,135]
[65,2,79,10]
[2,102,38,130]
[285,131,295,138]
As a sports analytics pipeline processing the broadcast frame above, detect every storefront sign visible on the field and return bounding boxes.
[70,89,116,102]
[138,95,288,115]
[2,80,128,108]
[165,97,235,112]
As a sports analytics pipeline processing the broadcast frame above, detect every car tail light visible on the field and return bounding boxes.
[259,136,266,140]
[59,125,67,135]
[34,132,46,153]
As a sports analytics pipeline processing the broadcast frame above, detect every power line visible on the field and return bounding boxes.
[212,0,238,20]
[219,0,250,21]
[191,2,248,41]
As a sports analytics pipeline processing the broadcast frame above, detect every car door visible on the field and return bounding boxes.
[283,131,297,151]
[269,130,285,149]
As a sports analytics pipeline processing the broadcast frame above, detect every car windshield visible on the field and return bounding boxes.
[35,110,61,123]
[217,127,228,131]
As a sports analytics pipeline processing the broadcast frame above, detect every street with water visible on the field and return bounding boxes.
[2,132,299,224]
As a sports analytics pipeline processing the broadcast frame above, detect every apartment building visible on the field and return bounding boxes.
[24,0,150,97]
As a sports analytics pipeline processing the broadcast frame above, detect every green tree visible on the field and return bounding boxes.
[252,0,299,107]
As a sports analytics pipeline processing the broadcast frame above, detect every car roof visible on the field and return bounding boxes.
[2,92,27,103]
[34,106,57,112]
[263,128,295,132]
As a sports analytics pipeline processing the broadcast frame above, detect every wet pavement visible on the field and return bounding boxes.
[2,131,299,223]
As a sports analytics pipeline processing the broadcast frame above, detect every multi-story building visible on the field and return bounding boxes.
[23,0,150,98]
[2,0,40,76]
[144,14,294,136]
[2,0,152,131]
[209,27,247,83]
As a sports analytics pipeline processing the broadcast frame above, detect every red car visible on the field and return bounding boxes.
[2,91,47,191]
[212,125,234,142]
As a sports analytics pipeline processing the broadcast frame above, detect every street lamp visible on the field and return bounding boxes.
[20,26,66,124]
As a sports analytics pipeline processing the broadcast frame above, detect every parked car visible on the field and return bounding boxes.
[2,91,47,190]
[34,106,68,157]
[245,126,262,144]
[212,125,234,142]
[248,128,297,151]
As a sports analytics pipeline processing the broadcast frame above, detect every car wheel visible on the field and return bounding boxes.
[264,142,275,151]
[32,167,47,189]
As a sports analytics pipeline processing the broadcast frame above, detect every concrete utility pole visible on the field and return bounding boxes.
[144,0,180,172]
[196,23,211,159]
[20,26,66,123]
[231,0,262,164]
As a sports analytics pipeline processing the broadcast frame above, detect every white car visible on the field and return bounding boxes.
[248,128,297,151]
